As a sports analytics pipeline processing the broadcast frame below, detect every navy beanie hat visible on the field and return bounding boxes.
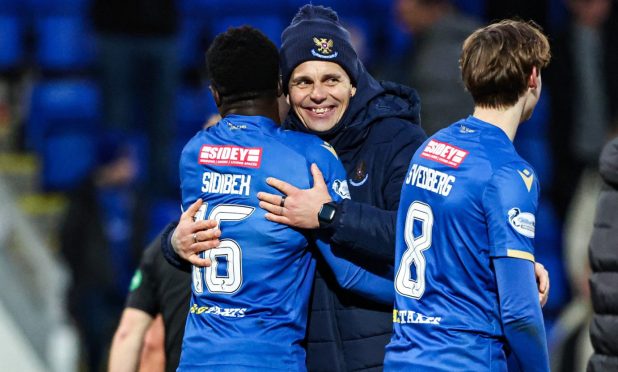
[280,4,360,93]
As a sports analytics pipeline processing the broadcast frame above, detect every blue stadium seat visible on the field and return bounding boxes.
[27,79,101,149]
[384,21,413,61]
[27,0,90,16]
[147,198,181,242]
[213,15,285,47]
[34,15,95,72]
[198,0,285,16]
[42,133,97,190]
[178,16,208,70]
[0,15,25,71]
[176,85,216,141]
[27,79,101,190]
[287,0,366,17]
[0,0,25,15]
[340,16,376,66]
[169,85,217,187]
[452,0,486,20]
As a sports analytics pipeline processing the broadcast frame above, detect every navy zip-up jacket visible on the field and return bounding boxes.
[284,64,426,371]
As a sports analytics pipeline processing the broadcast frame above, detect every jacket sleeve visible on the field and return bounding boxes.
[494,257,550,372]
[328,122,426,262]
[160,222,192,273]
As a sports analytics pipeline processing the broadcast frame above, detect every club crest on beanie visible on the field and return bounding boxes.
[280,4,360,93]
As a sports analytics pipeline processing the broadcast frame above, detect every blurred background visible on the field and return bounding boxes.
[0,0,616,371]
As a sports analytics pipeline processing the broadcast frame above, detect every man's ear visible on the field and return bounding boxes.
[351,86,357,97]
[277,79,284,97]
[528,66,539,89]
[209,85,222,107]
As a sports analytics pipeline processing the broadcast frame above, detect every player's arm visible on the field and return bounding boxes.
[108,308,154,372]
[494,257,549,372]
[313,236,394,304]
[138,315,165,372]
[109,241,159,371]
[484,163,550,305]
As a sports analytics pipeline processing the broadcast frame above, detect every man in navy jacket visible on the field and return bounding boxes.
[254,6,425,370]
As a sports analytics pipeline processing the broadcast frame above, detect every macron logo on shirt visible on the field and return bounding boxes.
[420,140,469,168]
[198,145,262,168]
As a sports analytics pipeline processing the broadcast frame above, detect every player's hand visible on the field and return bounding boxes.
[534,262,550,307]
[257,163,332,229]
[171,199,221,267]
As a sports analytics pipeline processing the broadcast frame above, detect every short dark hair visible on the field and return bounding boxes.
[460,19,550,109]
[206,26,279,104]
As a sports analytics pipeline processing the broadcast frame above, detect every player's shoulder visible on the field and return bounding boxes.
[277,127,323,147]
[141,237,162,267]
[490,150,536,179]
[276,129,340,163]
[489,157,539,196]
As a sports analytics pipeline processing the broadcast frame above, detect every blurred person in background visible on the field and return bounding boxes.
[547,0,618,221]
[376,0,479,135]
[545,4,618,368]
[91,0,180,199]
[60,134,148,372]
[108,224,191,372]
[587,136,618,372]
[486,0,549,30]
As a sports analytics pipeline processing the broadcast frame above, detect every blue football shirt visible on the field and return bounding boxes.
[385,116,540,371]
[177,115,390,371]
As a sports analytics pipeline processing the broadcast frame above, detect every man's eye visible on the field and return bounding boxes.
[294,80,310,87]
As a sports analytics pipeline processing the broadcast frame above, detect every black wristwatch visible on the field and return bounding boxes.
[318,202,337,228]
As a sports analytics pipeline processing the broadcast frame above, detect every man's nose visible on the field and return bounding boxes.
[310,83,327,102]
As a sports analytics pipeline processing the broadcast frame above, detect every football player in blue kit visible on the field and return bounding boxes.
[386,20,551,371]
[174,26,393,371]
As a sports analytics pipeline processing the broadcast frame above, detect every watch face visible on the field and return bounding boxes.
[319,203,337,225]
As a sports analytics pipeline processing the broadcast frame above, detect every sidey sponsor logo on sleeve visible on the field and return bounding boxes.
[199,145,262,168]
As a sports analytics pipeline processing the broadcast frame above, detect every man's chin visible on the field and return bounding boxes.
[303,120,338,133]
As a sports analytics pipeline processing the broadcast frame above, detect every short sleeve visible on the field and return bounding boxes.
[125,243,159,315]
[483,162,540,262]
[306,140,350,203]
